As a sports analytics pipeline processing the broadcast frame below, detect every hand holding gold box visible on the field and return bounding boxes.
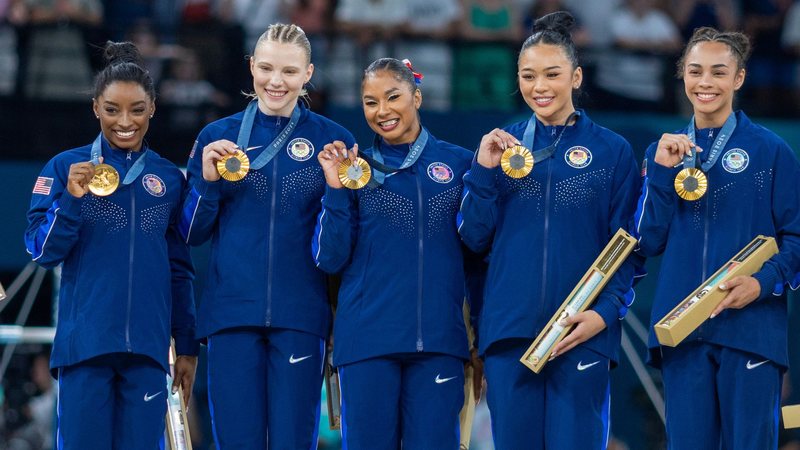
[166,343,192,450]
[520,229,637,373]
[654,235,778,347]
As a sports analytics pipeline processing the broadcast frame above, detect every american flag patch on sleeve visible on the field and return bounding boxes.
[32,177,53,195]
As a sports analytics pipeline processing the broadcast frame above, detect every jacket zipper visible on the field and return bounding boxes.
[416,165,424,352]
[266,117,281,326]
[539,162,553,322]
[126,151,134,352]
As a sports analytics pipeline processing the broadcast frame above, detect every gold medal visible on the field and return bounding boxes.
[674,167,708,201]
[88,163,120,196]
[338,157,371,189]
[217,150,250,182]
[500,145,534,178]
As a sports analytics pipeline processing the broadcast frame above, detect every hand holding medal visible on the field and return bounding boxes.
[201,139,260,182]
[88,157,120,196]
[655,132,706,201]
[477,128,520,172]
[67,159,102,198]
[318,141,371,190]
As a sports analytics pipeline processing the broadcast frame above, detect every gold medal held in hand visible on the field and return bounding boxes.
[338,157,371,189]
[500,145,534,179]
[674,167,708,201]
[217,150,250,182]
[88,163,120,196]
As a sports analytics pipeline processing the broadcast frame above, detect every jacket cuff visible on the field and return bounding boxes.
[174,333,200,357]
[322,185,352,209]
[648,162,679,191]
[466,162,499,189]
[752,267,780,300]
[194,178,221,201]
[57,191,84,217]
[593,293,621,327]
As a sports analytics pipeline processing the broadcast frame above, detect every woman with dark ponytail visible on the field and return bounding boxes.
[458,11,641,449]
[636,27,800,450]
[24,41,199,449]
[313,58,478,449]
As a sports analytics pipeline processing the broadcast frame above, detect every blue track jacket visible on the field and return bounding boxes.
[635,111,800,368]
[25,136,198,373]
[180,103,354,339]
[458,111,640,363]
[313,131,474,366]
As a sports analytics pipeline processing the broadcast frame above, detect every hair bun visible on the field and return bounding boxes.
[532,11,575,37]
[102,41,143,67]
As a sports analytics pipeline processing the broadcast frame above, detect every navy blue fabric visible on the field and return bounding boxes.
[25,136,198,373]
[457,111,641,363]
[635,111,800,368]
[180,102,355,339]
[313,132,474,366]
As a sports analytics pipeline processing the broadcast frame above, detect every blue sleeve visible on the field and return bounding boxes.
[24,158,85,269]
[634,143,679,258]
[593,142,642,326]
[312,185,359,274]
[457,161,501,253]
[179,135,223,245]
[170,177,200,356]
[752,141,800,299]
[463,246,488,348]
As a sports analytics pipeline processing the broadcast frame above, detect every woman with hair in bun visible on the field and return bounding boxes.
[313,57,480,449]
[179,23,355,449]
[636,27,800,450]
[24,41,198,449]
[458,11,641,449]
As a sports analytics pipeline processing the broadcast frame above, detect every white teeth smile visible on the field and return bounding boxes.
[380,119,399,127]
[697,93,717,100]
[535,97,554,104]
[267,90,286,97]
[115,130,135,138]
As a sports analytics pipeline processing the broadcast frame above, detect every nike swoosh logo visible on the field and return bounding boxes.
[435,374,457,384]
[746,359,769,370]
[577,361,601,371]
[289,354,313,364]
[144,391,162,402]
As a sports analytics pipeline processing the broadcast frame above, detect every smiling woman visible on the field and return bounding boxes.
[313,57,480,450]
[635,27,800,450]
[23,41,199,450]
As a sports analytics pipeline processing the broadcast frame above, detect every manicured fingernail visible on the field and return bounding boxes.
[172,386,178,394]
[719,283,726,290]
[710,313,717,319]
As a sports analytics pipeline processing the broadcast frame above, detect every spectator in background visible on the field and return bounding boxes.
[672,0,738,40]
[782,0,800,115]
[22,0,103,101]
[454,0,522,111]
[742,0,794,116]
[126,19,183,88]
[0,0,27,97]
[218,0,290,53]
[159,48,229,133]
[594,0,682,111]
[396,0,462,111]
[563,0,621,48]
[289,0,334,109]
[6,353,56,450]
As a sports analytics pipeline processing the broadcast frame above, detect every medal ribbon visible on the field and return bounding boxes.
[684,112,736,171]
[236,100,302,170]
[90,133,149,185]
[360,127,429,186]
[522,110,581,163]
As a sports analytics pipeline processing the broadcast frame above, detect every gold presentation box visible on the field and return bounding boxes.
[655,235,778,347]
[325,356,342,430]
[783,405,800,429]
[520,228,637,374]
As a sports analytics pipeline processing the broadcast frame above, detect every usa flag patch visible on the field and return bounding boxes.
[32,177,53,195]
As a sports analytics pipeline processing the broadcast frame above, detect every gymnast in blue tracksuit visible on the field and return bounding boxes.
[313,58,476,449]
[457,12,640,450]
[179,24,354,449]
[24,41,198,450]
[635,27,800,450]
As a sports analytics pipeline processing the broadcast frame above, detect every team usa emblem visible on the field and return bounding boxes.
[565,146,592,169]
[427,162,454,183]
[142,174,166,197]
[287,138,314,161]
[721,148,749,173]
